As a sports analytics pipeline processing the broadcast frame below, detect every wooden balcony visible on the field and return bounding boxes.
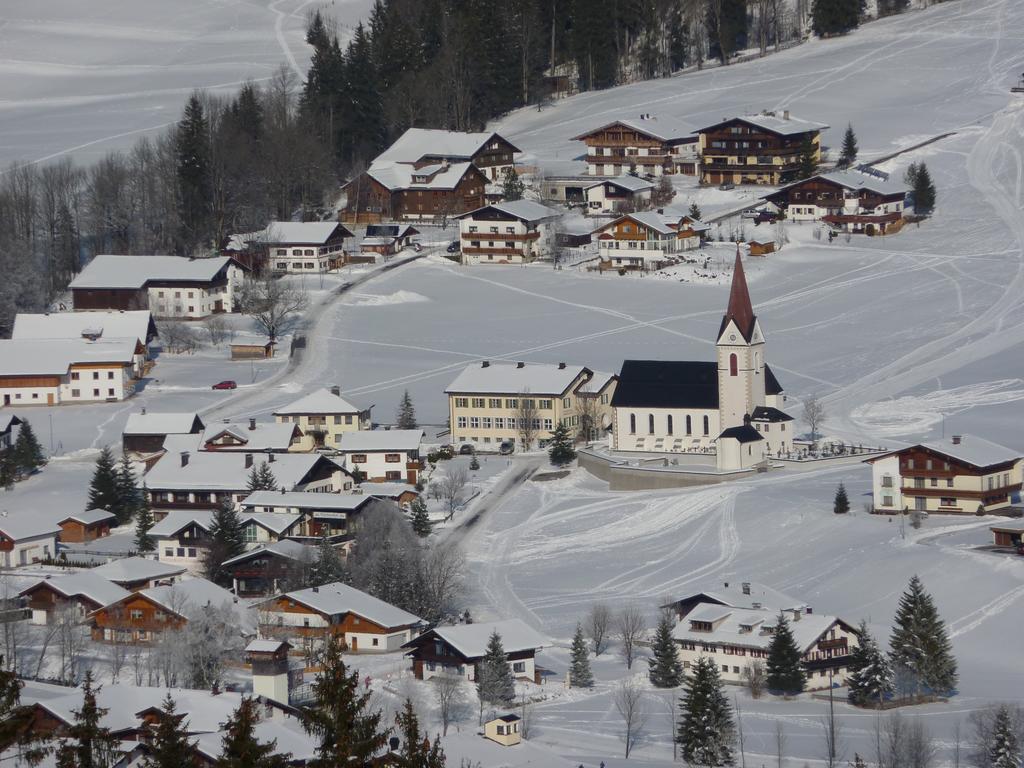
[899,482,1021,500]
[462,247,529,256]
[461,232,539,242]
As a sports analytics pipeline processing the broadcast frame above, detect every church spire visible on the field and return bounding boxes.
[719,250,756,341]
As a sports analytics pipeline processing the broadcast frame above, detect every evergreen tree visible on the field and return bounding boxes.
[477,631,515,705]
[911,163,936,215]
[838,124,858,168]
[87,447,120,514]
[766,612,806,695]
[797,136,818,180]
[569,623,594,688]
[689,202,703,221]
[811,0,860,37]
[302,635,388,767]
[706,0,748,65]
[394,698,445,768]
[652,175,675,207]
[175,92,212,254]
[144,694,199,768]
[305,9,329,49]
[648,612,685,688]
[247,461,278,491]
[469,455,480,471]
[833,482,850,514]
[846,621,892,708]
[0,656,27,753]
[309,537,346,586]
[903,162,920,190]
[216,697,291,768]
[501,167,525,202]
[203,499,246,585]
[409,497,432,538]
[114,454,141,524]
[547,422,576,466]
[134,488,156,553]
[344,23,386,162]
[987,705,1021,768]
[888,575,957,697]
[677,656,735,766]
[0,449,16,490]
[13,420,46,477]
[54,672,119,768]
[396,390,418,429]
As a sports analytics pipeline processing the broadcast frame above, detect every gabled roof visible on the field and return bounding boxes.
[137,578,244,623]
[262,581,422,629]
[585,175,655,193]
[124,411,204,437]
[69,255,242,290]
[767,168,907,198]
[0,517,61,542]
[698,112,829,137]
[572,116,695,143]
[240,490,375,513]
[366,161,480,193]
[751,406,793,423]
[12,310,155,345]
[262,221,352,244]
[458,200,562,224]
[91,556,186,585]
[148,510,215,538]
[664,580,807,613]
[59,509,118,526]
[221,539,313,567]
[865,435,1022,470]
[719,425,764,443]
[446,361,590,397]
[274,388,365,416]
[20,571,130,607]
[0,337,139,376]
[719,252,757,342]
[673,603,851,653]
[0,413,21,433]
[338,429,424,453]
[356,482,419,500]
[611,360,719,409]
[193,719,317,763]
[201,420,300,451]
[765,365,783,396]
[406,619,547,659]
[238,511,301,536]
[144,451,342,492]
[365,224,419,239]
[373,128,519,165]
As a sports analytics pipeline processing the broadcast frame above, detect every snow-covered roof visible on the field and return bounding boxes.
[265,581,421,628]
[373,128,518,165]
[245,638,289,653]
[148,510,215,538]
[915,435,1021,469]
[274,387,365,416]
[91,556,186,584]
[240,490,374,513]
[0,413,20,433]
[201,420,299,451]
[124,411,203,436]
[239,511,302,535]
[222,539,313,566]
[338,429,423,453]
[0,337,139,376]
[700,112,829,136]
[144,451,340,492]
[446,361,589,396]
[0,516,61,542]
[20,571,130,607]
[573,116,695,143]
[668,580,807,613]
[585,175,655,193]
[459,199,562,224]
[59,509,118,526]
[422,619,547,658]
[367,161,478,192]
[140,578,246,624]
[356,482,418,499]
[263,221,349,244]
[194,719,316,762]
[769,168,907,198]
[69,255,240,289]
[672,603,846,652]
[12,310,154,344]
[577,370,617,394]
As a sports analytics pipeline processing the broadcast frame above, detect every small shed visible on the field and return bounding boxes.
[483,714,522,747]
[748,239,776,256]
[991,519,1024,550]
[58,509,118,543]
[231,341,275,360]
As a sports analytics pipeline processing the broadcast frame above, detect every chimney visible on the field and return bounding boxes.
[330,385,341,396]
[481,360,490,368]
[782,109,790,120]
[742,582,751,595]
[268,453,276,463]
[558,362,566,369]
[245,453,254,469]
[723,581,729,588]
[952,435,962,445]
[389,737,401,752]
[249,418,256,431]
[180,451,190,468]
[516,362,525,369]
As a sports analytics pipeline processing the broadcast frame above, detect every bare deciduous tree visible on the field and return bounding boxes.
[744,660,766,698]
[802,394,826,444]
[237,273,309,342]
[587,603,611,656]
[613,678,648,758]
[434,674,469,736]
[160,320,199,354]
[576,394,603,443]
[775,719,787,768]
[439,466,469,520]
[419,541,466,623]
[516,391,539,450]
[203,313,230,346]
[616,606,646,670]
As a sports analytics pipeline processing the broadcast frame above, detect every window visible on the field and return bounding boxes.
[667,415,673,435]
[686,415,692,435]
[351,454,368,463]
[457,417,467,428]
[512,661,526,673]
[164,548,173,557]
[648,414,655,434]
[881,475,893,488]
[506,398,518,409]
[703,415,710,435]
[629,414,636,434]
[563,397,571,409]
[345,414,354,425]
[107,371,114,379]
[946,478,953,487]
[495,417,505,429]
[940,497,956,507]
[108,388,114,397]
[71,389,80,397]
[385,453,401,463]
[471,398,486,408]
[469,417,480,428]
[385,471,402,480]
[539,399,552,409]
[93,389,100,397]
[488,398,502,408]
[930,478,938,487]
[93,371,99,380]
[71,372,80,380]
[455,397,468,408]
[543,418,553,430]
[130,610,144,620]
[730,353,738,377]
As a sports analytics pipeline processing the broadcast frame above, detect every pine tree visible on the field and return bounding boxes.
[54,672,119,768]
[0,656,25,753]
[677,656,735,766]
[888,575,957,697]
[569,623,594,688]
[648,612,684,688]
[477,631,516,705]
[134,488,156,553]
[501,167,525,202]
[833,483,850,514]
[247,461,278,491]
[344,23,386,163]
[911,163,936,215]
[13,420,46,477]
[987,705,1021,768]
[0,450,16,490]
[652,175,675,207]
[409,497,431,538]
[846,621,892,708]
[216,697,291,768]
[203,499,246,585]
[175,92,212,254]
[396,390,418,429]
[689,202,703,221]
[797,136,818,180]
[302,635,388,766]
[87,447,120,514]
[144,694,199,768]
[469,455,480,471]
[309,537,346,587]
[114,454,141,524]
[811,0,860,37]
[766,613,806,695]
[838,124,858,168]
[394,698,445,768]
[547,422,576,466]
[305,9,329,49]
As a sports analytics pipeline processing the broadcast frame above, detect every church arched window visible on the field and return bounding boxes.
[667,415,673,435]
[629,414,636,434]
[686,415,692,435]
[648,414,655,434]
[730,353,738,377]
[703,415,709,435]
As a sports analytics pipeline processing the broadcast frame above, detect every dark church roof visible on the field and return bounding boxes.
[719,425,764,443]
[718,251,758,342]
[611,361,719,409]
[765,365,783,395]
[751,405,792,422]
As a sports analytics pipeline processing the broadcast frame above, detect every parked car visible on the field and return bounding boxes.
[446,241,460,254]
[212,380,237,390]
[458,443,475,455]
[754,211,778,224]
[718,182,736,191]
[499,440,515,456]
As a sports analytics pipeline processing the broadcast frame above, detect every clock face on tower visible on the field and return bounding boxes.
[729,334,736,341]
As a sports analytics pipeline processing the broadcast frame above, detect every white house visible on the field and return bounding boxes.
[763,169,908,234]
[457,200,562,265]
[594,210,708,271]
[242,221,353,274]
[273,387,372,450]
[337,429,424,484]
[149,510,216,575]
[583,176,654,214]
[0,519,60,568]
[864,435,1024,514]
[403,618,547,683]
[199,419,305,453]
[12,310,157,367]
[0,337,142,407]
[238,490,379,544]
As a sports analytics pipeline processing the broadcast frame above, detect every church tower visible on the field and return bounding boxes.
[717,250,766,429]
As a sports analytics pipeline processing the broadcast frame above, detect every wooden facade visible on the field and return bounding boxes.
[90,593,186,643]
[406,634,540,684]
[897,447,1021,510]
[698,118,823,185]
[346,166,488,222]
[58,517,114,543]
[573,121,693,176]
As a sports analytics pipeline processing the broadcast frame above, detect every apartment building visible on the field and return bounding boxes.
[573,116,698,177]
[762,169,908,234]
[457,200,561,265]
[273,387,372,450]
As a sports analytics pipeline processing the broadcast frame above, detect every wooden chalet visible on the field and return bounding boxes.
[222,540,317,597]
[122,410,205,456]
[595,210,708,271]
[573,117,698,177]
[403,618,547,683]
[762,169,908,234]
[21,572,130,625]
[58,509,118,543]
[359,224,420,258]
[344,162,488,223]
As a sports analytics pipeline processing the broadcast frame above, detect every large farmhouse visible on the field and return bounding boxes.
[611,253,793,469]
[457,200,561,265]
[594,210,708,271]
[762,169,908,234]
[573,116,699,177]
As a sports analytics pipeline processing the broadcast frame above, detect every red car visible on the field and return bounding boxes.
[212,380,237,390]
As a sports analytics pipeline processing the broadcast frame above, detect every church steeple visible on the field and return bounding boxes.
[718,249,757,342]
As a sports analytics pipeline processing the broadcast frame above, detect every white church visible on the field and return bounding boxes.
[610,252,795,470]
